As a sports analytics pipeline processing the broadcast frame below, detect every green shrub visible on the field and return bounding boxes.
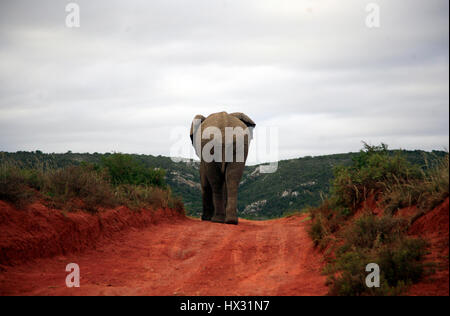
[307,144,444,296]
[308,216,326,247]
[0,153,184,215]
[328,215,428,296]
[342,215,407,249]
[0,162,34,208]
[378,238,428,287]
[328,261,408,296]
[308,201,353,247]
[330,143,422,211]
[102,153,166,187]
[328,251,371,296]
[21,168,46,191]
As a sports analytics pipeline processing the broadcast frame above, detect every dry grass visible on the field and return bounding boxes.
[0,161,34,208]
[382,154,449,216]
[0,160,185,215]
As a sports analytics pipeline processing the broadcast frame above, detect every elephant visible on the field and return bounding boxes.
[190,111,256,225]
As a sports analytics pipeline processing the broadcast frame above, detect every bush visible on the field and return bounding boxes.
[342,215,407,249]
[330,143,422,212]
[115,185,165,209]
[169,195,185,214]
[328,215,428,296]
[0,156,184,215]
[44,165,116,212]
[308,201,352,247]
[378,238,428,287]
[309,216,326,247]
[382,154,449,215]
[102,153,166,187]
[115,184,184,213]
[308,144,444,296]
[0,162,34,208]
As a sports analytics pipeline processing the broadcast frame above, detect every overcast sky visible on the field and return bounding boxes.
[0,0,448,163]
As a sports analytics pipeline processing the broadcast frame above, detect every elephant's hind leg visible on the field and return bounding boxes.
[224,162,244,225]
[211,183,226,223]
[203,162,226,223]
[201,181,213,221]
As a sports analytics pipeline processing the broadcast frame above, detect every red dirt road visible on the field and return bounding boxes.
[0,215,328,296]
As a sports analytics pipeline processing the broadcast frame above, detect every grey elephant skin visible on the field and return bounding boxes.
[190,111,256,225]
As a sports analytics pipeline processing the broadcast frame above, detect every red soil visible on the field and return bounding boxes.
[0,201,184,266]
[0,203,327,296]
[407,198,449,296]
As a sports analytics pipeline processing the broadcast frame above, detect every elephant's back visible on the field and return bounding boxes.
[200,112,251,162]
[203,112,248,134]
[202,112,249,148]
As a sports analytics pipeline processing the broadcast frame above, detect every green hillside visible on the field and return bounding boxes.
[1,149,446,219]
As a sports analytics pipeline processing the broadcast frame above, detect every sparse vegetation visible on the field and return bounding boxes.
[0,153,184,214]
[2,149,446,218]
[44,165,116,212]
[0,162,35,208]
[328,233,428,296]
[308,143,449,296]
[382,154,449,217]
[330,142,423,212]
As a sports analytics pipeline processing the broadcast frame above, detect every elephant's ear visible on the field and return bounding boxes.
[229,112,256,127]
[190,114,206,144]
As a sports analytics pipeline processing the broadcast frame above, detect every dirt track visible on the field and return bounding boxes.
[0,214,328,296]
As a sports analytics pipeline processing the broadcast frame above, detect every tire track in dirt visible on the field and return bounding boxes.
[233,221,282,295]
[175,221,252,296]
[235,220,297,295]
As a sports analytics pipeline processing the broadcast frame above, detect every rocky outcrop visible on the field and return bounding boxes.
[281,190,300,197]
[242,199,267,215]
[170,171,201,190]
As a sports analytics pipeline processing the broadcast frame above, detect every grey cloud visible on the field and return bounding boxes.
[0,0,448,160]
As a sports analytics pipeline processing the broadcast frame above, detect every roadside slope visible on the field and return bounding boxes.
[0,201,185,266]
[407,198,449,296]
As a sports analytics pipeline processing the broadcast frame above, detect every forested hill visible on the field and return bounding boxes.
[1,149,446,219]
